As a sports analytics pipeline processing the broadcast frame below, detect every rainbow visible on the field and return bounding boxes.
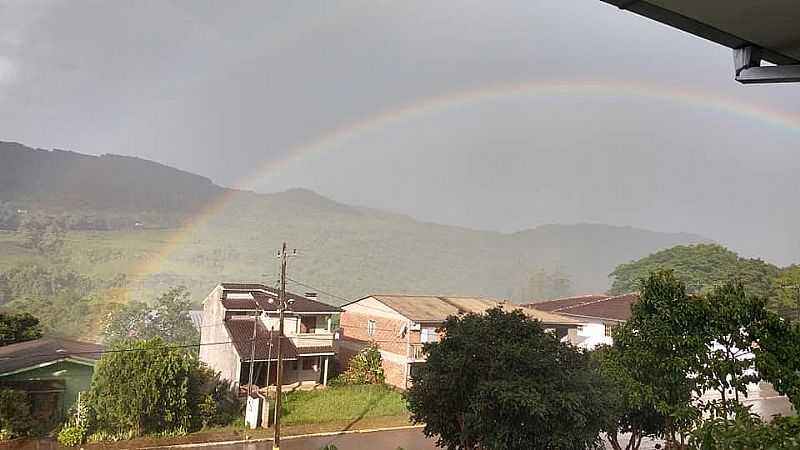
[127,78,800,293]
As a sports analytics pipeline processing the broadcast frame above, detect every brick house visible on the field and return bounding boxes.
[338,295,581,388]
[199,283,340,390]
[526,293,639,349]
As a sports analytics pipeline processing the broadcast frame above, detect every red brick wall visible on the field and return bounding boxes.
[339,311,408,356]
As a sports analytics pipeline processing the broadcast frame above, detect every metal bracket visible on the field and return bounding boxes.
[734,46,800,84]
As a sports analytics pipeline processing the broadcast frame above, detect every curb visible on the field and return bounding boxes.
[135,424,426,449]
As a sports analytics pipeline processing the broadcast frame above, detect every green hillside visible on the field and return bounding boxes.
[0,142,712,337]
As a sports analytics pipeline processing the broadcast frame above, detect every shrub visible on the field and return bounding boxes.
[85,337,194,437]
[190,363,241,428]
[338,343,385,385]
[689,409,800,449]
[0,389,34,439]
[57,424,88,447]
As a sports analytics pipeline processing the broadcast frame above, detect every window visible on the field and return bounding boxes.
[420,328,438,343]
[367,320,376,337]
[302,357,315,370]
[604,323,617,337]
[289,360,298,371]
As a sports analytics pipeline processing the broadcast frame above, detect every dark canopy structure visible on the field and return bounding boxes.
[601,0,800,84]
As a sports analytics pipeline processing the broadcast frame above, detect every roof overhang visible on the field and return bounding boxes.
[601,0,800,84]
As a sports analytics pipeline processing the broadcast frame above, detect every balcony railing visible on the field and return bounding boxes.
[290,332,335,348]
[409,343,427,361]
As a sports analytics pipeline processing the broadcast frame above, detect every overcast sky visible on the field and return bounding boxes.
[1,0,800,264]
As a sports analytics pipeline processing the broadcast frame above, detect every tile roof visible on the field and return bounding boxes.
[0,338,104,375]
[219,283,340,313]
[363,295,580,325]
[525,295,611,312]
[223,317,335,361]
[530,293,639,322]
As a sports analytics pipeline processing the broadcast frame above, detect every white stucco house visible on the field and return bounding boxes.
[198,283,341,391]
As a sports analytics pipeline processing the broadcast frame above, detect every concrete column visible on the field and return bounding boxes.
[323,356,329,386]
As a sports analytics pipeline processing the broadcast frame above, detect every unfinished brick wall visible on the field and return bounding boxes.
[382,360,407,388]
[339,311,408,356]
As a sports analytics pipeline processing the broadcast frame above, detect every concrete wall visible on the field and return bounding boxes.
[199,286,241,384]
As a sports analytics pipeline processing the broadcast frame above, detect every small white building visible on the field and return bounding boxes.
[199,283,341,390]
[526,293,638,350]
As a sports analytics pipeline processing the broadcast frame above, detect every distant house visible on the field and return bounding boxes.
[199,283,341,391]
[526,293,639,349]
[0,338,104,425]
[338,295,581,388]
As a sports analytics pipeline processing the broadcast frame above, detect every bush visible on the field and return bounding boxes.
[338,343,385,385]
[57,424,88,447]
[689,409,800,449]
[189,363,241,429]
[0,389,34,439]
[85,337,195,437]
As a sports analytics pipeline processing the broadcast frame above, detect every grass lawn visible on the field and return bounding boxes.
[282,384,409,426]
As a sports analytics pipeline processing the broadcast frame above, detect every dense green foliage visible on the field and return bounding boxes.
[77,338,238,443]
[770,264,800,319]
[696,283,766,412]
[592,346,665,450]
[85,338,195,437]
[689,408,800,449]
[336,342,385,385]
[610,270,797,447]
[753,316,800,408]
[608,244,778,298]
[612,271,706,443]
[57,424,88,447]
[0,389,35,439]
[0,312,41,346]
[406,307,613,450]
[0,264,118,339]
[103,286,199,347]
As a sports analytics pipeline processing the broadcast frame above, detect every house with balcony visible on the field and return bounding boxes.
[199,283,340,391]
[338,295,581,388]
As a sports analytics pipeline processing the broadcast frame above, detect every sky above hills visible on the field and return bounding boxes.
[1,1,799,264]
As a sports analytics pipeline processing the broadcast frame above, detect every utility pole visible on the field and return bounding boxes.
[273,242,288,450]
[247,306,259,396]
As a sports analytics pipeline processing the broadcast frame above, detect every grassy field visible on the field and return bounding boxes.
[282,384,409,426]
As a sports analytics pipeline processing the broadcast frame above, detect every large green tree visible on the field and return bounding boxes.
[696,282,767,415]
[608,244,778,298]
[592,346,665,450]
[406,307,613,450]
[612,271,707,445]
[103,286,198,347]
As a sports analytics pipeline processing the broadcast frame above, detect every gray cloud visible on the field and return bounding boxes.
[1,0,799,263]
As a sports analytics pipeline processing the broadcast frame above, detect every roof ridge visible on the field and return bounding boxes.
[436,296,469,314]
[555,296,619,312]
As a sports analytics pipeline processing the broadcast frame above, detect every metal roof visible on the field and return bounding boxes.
[0,338,104,375]
[601,0,800,83]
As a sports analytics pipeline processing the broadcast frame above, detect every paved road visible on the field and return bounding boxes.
[20,393,792,450]
[211,428,437,450]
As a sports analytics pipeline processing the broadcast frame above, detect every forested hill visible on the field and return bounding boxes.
[0,141,222,212]
[0,142,712,337]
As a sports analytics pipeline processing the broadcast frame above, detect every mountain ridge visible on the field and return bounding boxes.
[0,141,712,304]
